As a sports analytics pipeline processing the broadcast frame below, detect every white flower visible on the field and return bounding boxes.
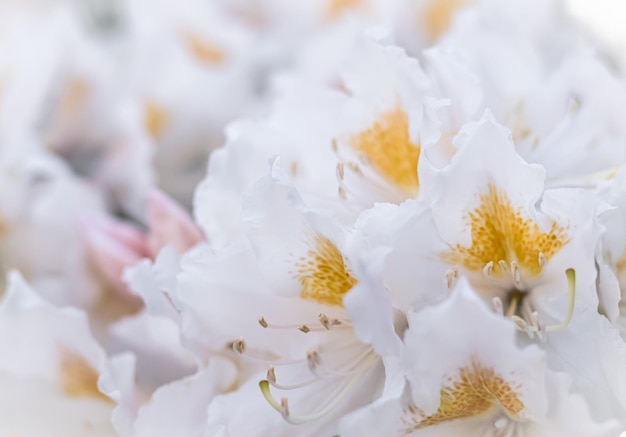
[422,4,626,186]
[339,278,620,436]
[0,271,115,436]
[0,149,109,309]
[194,34,439,247]
[420,114,605,337]
[174,158,405,435]
[0,5,154,218]
[100,352,237,437]
[126,0,260,208]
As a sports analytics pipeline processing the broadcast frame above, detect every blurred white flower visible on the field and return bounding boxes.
[0,271,115,436]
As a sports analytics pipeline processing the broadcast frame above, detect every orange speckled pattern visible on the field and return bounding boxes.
[295,235,357,307]
[349,105,421,193]
[443,184,569,277]
[402,358,524,433]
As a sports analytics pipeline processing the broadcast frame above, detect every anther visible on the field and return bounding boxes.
[492,297,503,317]
[280,398,290,419]
[538,252,546,268]
[338,186,347,200]
[483,261,493,277]
[494,417,508,430]
[445,267,459,289]
[347,162,362,176]
[514,313,537,340]
[267,366,276,383]
[498,260,508,272]
[510,261,521,284]
[319,313,341,330]
[336,163,345,180]
[331,138,338,153]
[511,315,528,332]
[233,337,246,354]
[307,349,321,372]
[531,312,546,342]
[259,317,268,328]
[299,325,311,333]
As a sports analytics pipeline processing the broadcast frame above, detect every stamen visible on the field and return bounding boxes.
[258,316,337,333]
[319,313,342,330]
[492,297,503,317]
[259,365,367,424]
[510,261,521,285]
[546,269,576,332]
[505,292,522,318]
[483,261,493,277]
[307,348,375,380]
[505,277,571,340]
[233,337,245,354]
[568,95,580,113]
[538,252,546,268]
[511,315,529,332]
[337,163,345,180]
[531,311,546,342]
[347,162,363,176]
[338,186,348,200]
[498,260,508,273]
[445,266,459,289]
[280,398,291,419]
[494,417,508,430]
[267,366,276,383]
[307,349,322,373]
[267,366,319,390]
[231,342,307,366]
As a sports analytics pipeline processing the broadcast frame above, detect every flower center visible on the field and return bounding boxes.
[349,105,421,193]
[326,0,366,19]
[57,78,90,123]
[59,347,109,401]
[422,0,472,42]
[181,31,226,65]
[144,101,169,140]
[402,358,524,433]
[294,235,358,307]
[442,184,569,279]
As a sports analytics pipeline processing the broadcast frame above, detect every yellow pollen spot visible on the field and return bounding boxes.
[182,31,227,65]
[295,235,357,307]
[59,347,109,401]
[443,184,569,277]
[57,77,90,122]
[0,214,7,237]
[144,101,169,140]
[422,0,471,42]
[326,0,366,19]
[402,359,524,433]
[349,105,421,193]
[615,250,626,280]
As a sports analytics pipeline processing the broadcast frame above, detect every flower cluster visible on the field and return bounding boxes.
[2,0,626,436]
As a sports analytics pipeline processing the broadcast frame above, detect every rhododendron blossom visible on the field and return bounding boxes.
[2,0,626,436]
